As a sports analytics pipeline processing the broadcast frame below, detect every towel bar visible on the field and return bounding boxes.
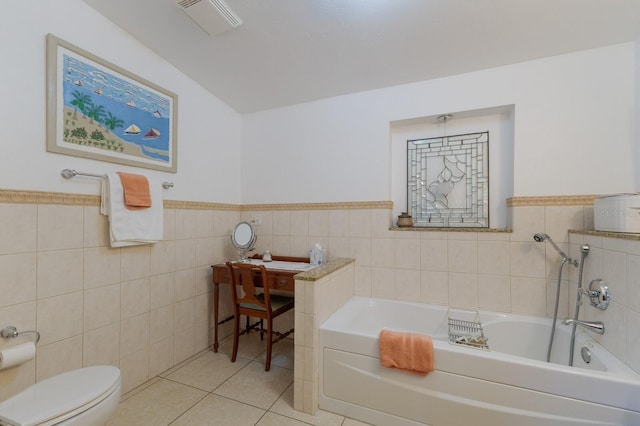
[61,169,174,189]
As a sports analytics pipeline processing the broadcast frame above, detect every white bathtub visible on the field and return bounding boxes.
[319,296,640,426]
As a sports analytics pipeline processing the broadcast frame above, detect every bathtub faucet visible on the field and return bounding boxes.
[562,318,605,335]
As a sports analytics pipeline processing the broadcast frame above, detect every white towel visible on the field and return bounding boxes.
[101,173,163,248]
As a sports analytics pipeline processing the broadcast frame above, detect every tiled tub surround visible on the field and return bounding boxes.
[567,230,640,374]
[5,190,639,415]
[241,196,596,318]
[293,258,355,414]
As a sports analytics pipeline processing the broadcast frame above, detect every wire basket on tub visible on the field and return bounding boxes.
[448,318,489,350]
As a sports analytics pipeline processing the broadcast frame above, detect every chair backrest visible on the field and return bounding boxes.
[226,262,271,311]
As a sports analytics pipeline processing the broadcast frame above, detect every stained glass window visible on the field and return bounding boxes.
[407,132,489,227]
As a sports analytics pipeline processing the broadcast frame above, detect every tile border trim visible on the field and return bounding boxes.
[507,195,598,207]
[0,189,239,210]
[240,201,393,211]
[0,189,101,206]
[0,189,393,210]
[571,229,640,241]
[1,189,599,210]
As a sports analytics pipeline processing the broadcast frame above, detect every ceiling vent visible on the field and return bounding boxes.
[176,0,242,35]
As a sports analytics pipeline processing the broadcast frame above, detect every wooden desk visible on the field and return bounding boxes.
[210,255,310,352]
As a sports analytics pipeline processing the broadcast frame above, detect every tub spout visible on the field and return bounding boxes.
[562,318,605,335]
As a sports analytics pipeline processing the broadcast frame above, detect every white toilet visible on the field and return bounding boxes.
[0,366,121,426]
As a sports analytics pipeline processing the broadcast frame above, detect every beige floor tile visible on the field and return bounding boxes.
[213,361,293,409]
[342,419,374,426]
[218,330,295,370]
[171,394,265,426]
[119,377,161,403]
[217,331,269,361]
[256,412,311,425]
[254,338,295,370]
[107,379,206,426]
[270,385,344,426]
[103,332,358,426]
[159,349,209,378]
[165,350,250,392]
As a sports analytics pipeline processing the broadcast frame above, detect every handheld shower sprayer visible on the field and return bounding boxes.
[533,233,578,267]
[536,232,591,365]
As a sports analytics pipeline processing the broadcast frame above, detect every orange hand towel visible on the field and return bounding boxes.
[379,329,434,376]
[117,172,151,209]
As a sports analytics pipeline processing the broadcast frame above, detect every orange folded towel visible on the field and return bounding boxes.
[379,329,434,376]
[117,172,151,209]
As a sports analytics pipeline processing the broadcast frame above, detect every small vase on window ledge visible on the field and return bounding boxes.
[397,212,413,227]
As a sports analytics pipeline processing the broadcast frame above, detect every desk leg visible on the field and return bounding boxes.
[213,282,220,352]
[212,281,236,353]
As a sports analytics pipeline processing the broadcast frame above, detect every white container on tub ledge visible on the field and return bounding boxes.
[594,193,640,233]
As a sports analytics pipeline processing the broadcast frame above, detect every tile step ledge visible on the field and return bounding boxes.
[570,229,640,241]
[391,227,511,233]
[294,258,354,282]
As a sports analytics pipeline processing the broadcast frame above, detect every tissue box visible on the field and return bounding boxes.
[593,194,640,233]
[309,246,328,265]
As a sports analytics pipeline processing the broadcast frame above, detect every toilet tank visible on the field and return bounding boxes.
[593,194,640,233]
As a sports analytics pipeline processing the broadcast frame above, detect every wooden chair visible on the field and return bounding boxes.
[226,262,295,371]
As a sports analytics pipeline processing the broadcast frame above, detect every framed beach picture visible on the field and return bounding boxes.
[46,34,178,172]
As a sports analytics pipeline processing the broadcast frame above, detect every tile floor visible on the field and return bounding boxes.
[107,333,372,425]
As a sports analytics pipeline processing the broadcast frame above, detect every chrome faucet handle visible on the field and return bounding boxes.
[588,279,610,310]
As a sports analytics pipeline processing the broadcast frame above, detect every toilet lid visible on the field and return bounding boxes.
[0,366,120,426]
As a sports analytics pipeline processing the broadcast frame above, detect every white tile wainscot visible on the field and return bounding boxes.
[293,258,355,414]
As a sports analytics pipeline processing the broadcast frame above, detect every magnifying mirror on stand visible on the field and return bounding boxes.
[230,221,256,262]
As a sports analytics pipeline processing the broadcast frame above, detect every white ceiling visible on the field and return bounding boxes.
[82,0,640,114]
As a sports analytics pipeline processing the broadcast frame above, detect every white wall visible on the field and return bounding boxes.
[1,2,635,206]
[242,43,636,205]
[635,37,640,191]
[0,1,243,204]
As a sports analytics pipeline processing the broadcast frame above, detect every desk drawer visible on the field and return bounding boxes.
[268,274,294,292]
[212,267,231,284]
